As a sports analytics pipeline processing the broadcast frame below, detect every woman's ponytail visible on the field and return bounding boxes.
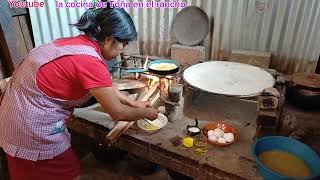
[72,8,101,41]
[73,3,137,44]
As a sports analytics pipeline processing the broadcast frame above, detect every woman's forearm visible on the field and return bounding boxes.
[113,104,153,121]
[90,87,158,121]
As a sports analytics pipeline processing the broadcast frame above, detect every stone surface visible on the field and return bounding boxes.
[171,44,205,66]
[169,84,183,103]
[229,50,271,68]
[258,96,279,109]
[262,87,280,98]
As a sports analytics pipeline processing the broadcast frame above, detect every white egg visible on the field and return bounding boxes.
[217,137,227,144]
[223,133,235,143]
[208,135,218,142]
[213,128,224,137]
[207,130,215,137]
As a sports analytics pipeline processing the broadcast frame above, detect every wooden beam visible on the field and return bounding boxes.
[0,29,15,76]
[12,17,28,59]
[150,92,160,105]
[18,16,34,52]
[10,7,27,17]
[0,1,22,73]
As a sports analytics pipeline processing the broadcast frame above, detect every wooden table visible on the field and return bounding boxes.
[68,98,261,180]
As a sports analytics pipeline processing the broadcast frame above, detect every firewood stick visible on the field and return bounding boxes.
[137,87,148,100]
[106,83,160,144]
[105,121,130,142]
[150,91,160,105]
[110,91,161,143]
[139,82,159,101]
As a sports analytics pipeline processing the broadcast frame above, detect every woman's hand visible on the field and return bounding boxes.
[145,108,159,120]
[90,87,159,122]
[133,101,152,108]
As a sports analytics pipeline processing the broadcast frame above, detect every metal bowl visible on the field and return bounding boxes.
[172,6,209,46]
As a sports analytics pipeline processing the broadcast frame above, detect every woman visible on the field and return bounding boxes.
[0,6,158,180]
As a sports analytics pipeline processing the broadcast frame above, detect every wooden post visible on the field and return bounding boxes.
[0,1,22,75]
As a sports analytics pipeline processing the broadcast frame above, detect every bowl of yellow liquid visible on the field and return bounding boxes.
[252,136,320,180]
[137,113,168,133]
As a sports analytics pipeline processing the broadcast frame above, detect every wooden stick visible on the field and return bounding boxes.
[110,91,161,143]
[105,121,131,142]
[150,91,160,105]
[137,87,148,100]
[119,91,160,132]
[139,82,159,101]
[106,83,160,144]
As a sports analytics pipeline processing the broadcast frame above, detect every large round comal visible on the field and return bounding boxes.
[183,61,275,97]
[172,6,209,46]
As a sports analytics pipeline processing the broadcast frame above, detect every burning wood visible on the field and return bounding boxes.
[141,82,160,101]
[160,76,176,99]
[141,74,159,88]
[160,78,170,98]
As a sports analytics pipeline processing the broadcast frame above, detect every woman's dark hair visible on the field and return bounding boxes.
[73,5,137,43]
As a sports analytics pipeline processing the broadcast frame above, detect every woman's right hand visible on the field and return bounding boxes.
[91,87,160,122]
[145,108,158,120]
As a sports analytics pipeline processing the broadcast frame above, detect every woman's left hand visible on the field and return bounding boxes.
[133,101,152,108]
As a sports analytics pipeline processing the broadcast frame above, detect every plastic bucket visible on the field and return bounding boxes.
[252,136,320,180]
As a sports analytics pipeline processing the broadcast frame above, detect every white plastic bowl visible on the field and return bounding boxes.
[137,113,168,133]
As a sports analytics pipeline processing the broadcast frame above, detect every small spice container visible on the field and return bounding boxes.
[186,119,201,136]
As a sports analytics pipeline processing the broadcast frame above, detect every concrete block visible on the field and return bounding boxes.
[229,50,271,68]
[171,44,205,66]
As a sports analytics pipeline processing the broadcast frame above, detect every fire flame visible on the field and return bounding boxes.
[160,77,175,98]
[145,74,159,88]
[160,78,170,94]
[143,74,176,99]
